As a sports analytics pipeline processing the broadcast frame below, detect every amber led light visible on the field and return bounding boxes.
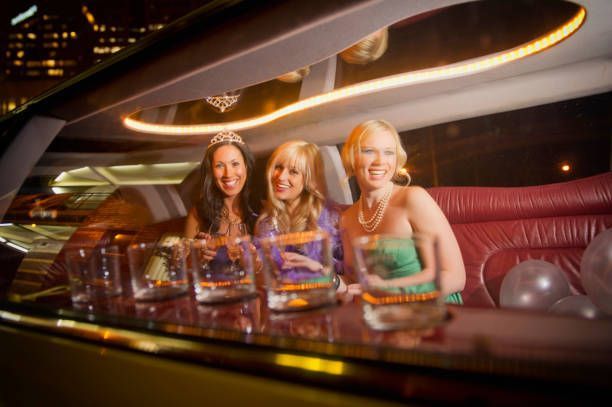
[123,8,585,136]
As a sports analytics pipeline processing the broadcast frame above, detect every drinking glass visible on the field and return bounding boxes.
[127,241,190,301]
[65,245,123,303]
[259,230,336,311]
[191,234,256,303]
[352,233,446,330]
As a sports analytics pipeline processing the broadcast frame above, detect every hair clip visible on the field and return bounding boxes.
[208,130,245,148]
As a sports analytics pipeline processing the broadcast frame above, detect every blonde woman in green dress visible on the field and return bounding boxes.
[340,119,465,303]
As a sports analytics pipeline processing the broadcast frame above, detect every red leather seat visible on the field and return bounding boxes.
[428,172,612,307]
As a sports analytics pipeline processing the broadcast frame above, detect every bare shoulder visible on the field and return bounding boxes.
[187,205,199,219]
[396,185,431,206]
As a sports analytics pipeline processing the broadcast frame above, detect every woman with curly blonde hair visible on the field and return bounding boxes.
[255,140,345,289]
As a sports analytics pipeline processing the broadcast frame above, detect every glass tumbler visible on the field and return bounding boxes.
[352,233,446,330]
[259,230,336,311]
[65,245,123,303]
[191,235,256,303]
[127,241,190,301]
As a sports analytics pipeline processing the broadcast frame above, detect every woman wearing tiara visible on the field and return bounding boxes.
[255,140,347,292]
[184,130,257,239]
[340,120,465,303]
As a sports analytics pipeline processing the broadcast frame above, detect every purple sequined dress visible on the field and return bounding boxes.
[255,202,344,281]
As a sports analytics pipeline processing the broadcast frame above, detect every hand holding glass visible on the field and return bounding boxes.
[192,234,256,303]
[259,230,336,311]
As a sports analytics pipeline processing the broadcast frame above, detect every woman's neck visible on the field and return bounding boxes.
[360,182,393,209]
[223,196,242,220]
[285,197,300,215]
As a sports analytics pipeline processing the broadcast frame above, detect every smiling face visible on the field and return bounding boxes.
[355,130,397,191]
[271,158,305,204]
[212,144,247,198]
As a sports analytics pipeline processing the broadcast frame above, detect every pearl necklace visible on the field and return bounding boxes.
[358,183,393,232]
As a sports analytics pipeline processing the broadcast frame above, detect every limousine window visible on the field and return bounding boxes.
[1,0,610,404]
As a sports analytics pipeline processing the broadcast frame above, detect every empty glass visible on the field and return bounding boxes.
[191,235,256,303]
[127,241,190,301]
[65,245,123,303]
[352,233,446,330]
[259,230,336,311]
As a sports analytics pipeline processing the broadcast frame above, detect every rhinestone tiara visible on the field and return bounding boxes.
[208,130,245,148]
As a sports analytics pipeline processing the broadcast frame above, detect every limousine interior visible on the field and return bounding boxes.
[1,0,611,405]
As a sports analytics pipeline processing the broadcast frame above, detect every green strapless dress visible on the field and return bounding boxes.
[370,238,462,305]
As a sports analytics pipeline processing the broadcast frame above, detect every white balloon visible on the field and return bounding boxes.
[581,229,612,315]
[500,260,570,310]
[549,295,604,319]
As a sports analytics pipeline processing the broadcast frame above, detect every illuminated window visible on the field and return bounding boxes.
[42,60,56,67]
[47,68,64,76]
[13,60,23,66]
[70,32,77,39]
[16,50,24,58]
[26,33,36,40]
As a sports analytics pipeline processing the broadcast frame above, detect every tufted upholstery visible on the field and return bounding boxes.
[428,172,612,308]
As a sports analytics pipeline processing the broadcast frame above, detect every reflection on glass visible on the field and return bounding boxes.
[196,296,261,334]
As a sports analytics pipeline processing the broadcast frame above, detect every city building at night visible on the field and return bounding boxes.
[0,0,205,114]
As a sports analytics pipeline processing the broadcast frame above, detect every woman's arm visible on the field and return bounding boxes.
[405,186,466,295]
[339,213,353,276]
[184,207,200,239]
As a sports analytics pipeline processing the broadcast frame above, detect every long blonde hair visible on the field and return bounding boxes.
[260,140,327,233]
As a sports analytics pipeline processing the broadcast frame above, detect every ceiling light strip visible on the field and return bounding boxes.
[123,8,585,136]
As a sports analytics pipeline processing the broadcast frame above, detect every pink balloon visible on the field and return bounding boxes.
[549,295,604,319]
[500,260,570,310]
[581,229,612,315]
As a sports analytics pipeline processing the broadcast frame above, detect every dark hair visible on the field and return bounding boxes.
[195,141,256,233]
